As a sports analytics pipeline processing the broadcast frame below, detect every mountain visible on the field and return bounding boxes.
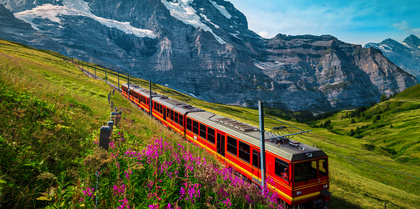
[0,0,417,111]
[365,35,420,82]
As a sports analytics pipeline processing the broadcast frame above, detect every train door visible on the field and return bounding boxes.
[163,107,167,121]
[217,132,225,157]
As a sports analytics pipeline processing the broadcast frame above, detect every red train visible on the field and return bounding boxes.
[121,83,331,208]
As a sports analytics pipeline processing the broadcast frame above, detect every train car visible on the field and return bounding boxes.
[121,83,331,208]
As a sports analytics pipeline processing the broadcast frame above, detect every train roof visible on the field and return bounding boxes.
[188,111,325,162]
[122,83,326,162]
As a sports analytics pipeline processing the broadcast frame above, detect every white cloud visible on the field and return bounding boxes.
[258,31,270,38]
[393,20,410,31]
[393,20,420,37]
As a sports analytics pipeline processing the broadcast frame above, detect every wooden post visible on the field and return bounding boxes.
[108,121,114,133]
[117,72,120,91]
[116,111,121,126]
[99,126,111,151]
[110,112,117,122]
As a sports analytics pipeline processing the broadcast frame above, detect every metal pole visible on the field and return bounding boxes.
[149,80,152,117]
[118,72,120,90]
[105,68,107,82]
[259,101,266,191]
[127,74,130,99]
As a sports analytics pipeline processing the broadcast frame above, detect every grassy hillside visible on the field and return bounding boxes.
[312,86,420,165]
[1,39,419,209]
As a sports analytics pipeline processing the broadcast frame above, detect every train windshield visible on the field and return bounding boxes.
[294,159,327,183]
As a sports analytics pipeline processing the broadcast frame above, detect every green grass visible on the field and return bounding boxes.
[1,39,419,208]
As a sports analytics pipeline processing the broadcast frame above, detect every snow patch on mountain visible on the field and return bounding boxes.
[378,44,392,53]
[200,14,220,28]
[402,42,412,49]
[14,0,156,39]
[209,0,232,19]
[160,0,225,44]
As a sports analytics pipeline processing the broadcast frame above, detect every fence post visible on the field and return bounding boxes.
[111,112,117,123]
[99,126,111,151]
[108,121,114,133]
[116,111,121,126]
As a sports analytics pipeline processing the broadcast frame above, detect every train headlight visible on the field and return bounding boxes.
[296,191,302,195]
[323,184,328,189]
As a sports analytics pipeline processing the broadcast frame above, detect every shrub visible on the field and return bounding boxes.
[362,144,375,151]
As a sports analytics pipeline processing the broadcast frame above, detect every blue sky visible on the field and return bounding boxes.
[228,0,420,45]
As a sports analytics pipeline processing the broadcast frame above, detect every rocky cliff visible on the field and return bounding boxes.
[0,0,417,111]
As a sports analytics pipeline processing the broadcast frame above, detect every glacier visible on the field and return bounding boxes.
[14,0,157,39]
[160,0,225,44]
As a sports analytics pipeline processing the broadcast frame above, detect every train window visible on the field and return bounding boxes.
[187,118,192,131]
[294,160,317,183]
[252,150,259,168]
[227,136,237,156]
[172,110,176,121]
[319,159,327,177]
[179,114,183,127]
[193,120,199,134]
[200,123,207,139]
[238,141,250,163]
[174,112,179,124]
[207,127,215,144]
[167,108,171,118]
[275,158,289,180]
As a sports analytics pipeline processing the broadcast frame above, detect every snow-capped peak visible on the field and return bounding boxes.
[14,0,156,39]
[209,0,232,19]
[160,0,226,44]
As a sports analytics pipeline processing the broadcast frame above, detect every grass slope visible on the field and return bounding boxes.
[313,86,420,165]
[1,39,419,208]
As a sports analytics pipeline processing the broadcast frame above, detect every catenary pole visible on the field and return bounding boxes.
[127,74,130,99]
[149,80,152,117]
[259,101,266,191]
